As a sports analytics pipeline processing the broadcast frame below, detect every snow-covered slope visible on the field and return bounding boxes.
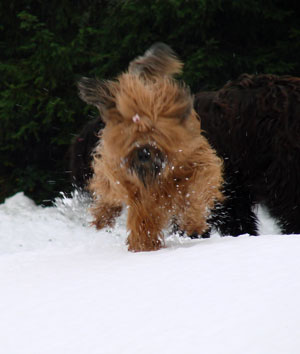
[0,192,299,354]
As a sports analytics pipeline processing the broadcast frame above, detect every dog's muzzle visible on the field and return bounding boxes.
[129,145,165,186]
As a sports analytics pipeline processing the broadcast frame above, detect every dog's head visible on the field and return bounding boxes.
[78,43,200,187]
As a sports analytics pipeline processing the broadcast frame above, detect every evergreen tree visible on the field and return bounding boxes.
[1,0,299,203]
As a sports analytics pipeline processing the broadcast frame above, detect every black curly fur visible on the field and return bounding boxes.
[69,117,105,188]
[195,73,300,235]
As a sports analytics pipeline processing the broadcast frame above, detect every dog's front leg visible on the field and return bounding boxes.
[179,203,210,238]
[179,174,222,238]
[91,200,123,230]
[126,204,165,252]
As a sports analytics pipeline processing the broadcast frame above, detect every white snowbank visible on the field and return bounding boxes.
[0,192,299,354]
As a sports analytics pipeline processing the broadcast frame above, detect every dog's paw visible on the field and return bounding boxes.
[127,233,164,252]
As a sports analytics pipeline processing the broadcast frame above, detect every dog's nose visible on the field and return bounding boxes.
[137,147,151,162]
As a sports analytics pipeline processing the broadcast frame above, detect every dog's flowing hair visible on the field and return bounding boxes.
[77,43,224,251]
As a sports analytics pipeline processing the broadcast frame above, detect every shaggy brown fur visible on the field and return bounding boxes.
[77,43,223,252]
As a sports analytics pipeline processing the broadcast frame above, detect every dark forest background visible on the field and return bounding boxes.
[1,0,299,204]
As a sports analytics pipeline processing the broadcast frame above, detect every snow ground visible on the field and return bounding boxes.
[0,192,300,354]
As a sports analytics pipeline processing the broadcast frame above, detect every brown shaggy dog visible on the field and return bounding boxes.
[77,43,223,252]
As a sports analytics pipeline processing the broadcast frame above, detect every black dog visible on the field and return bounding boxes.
[195,73,300,235]
[69,117,105,188]
[70,73,300,236]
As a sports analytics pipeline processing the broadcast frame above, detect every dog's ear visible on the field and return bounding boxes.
[129,42,183,80]
[77,77,117,114]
